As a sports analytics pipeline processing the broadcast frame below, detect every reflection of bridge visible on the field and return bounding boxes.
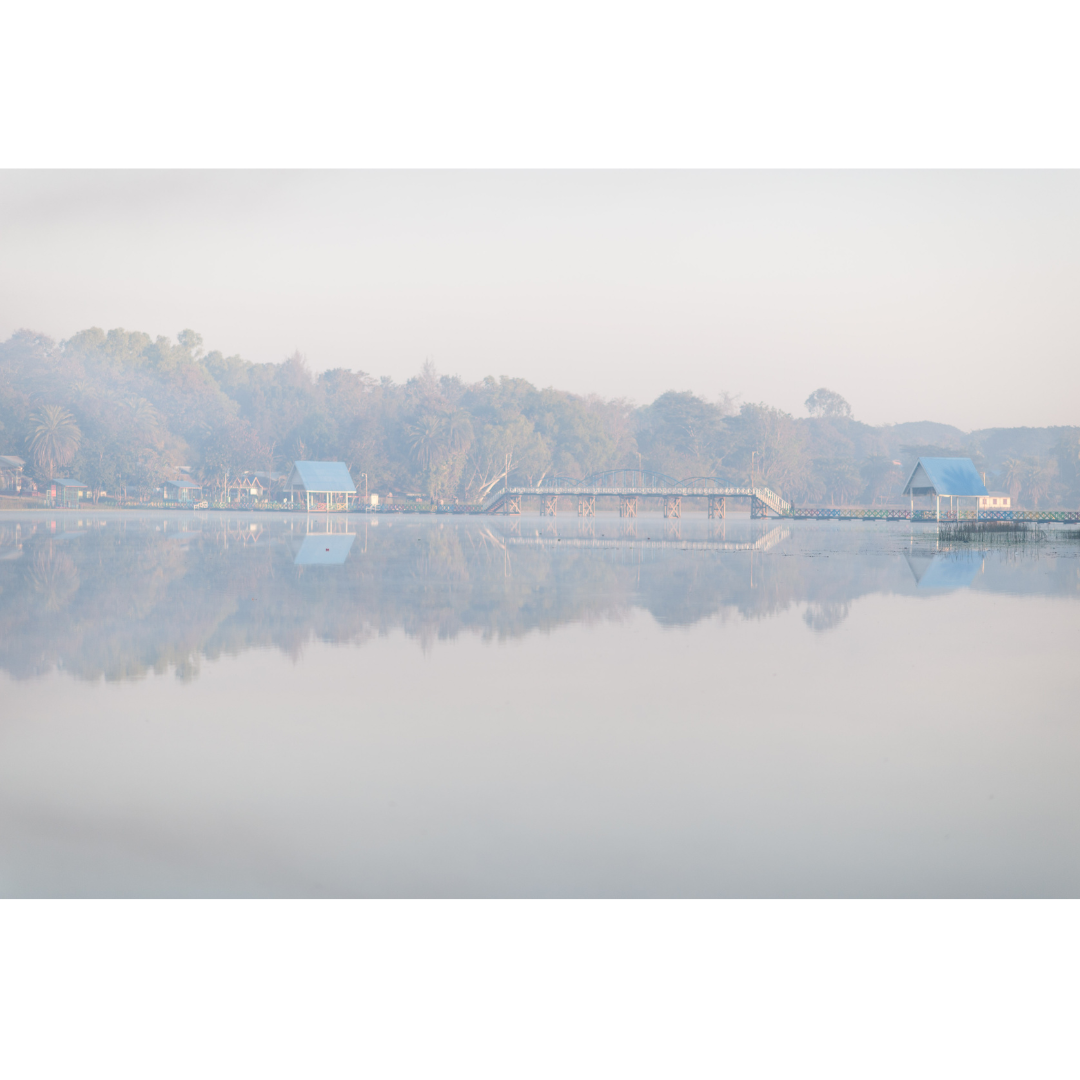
[507,525,791,553]
[483,471,790,518]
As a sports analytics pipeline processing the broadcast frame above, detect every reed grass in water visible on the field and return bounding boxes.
[937,521,1045,544]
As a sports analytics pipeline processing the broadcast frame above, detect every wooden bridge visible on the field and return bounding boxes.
[483,470,790,518]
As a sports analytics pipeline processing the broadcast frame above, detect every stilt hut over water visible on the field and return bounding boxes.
[903,457,988,521]
[287,461,356,512]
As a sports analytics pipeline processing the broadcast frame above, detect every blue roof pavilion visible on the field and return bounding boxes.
[902,457,988,521]
[287,461,356,512]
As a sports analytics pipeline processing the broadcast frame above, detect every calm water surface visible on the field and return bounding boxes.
[1,510,1078,896]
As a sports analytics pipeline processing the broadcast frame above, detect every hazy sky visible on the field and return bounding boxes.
[1,171,1077,431]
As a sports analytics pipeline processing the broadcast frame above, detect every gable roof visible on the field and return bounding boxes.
[902,457,988,497]
[288,461,356,494]
[165,479,203,489]
[52,478,86,488]
[0,455,25,469]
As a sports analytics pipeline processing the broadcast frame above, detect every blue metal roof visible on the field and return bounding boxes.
[289,461,356,494]
[52,478,86,488]
[293,533,356,565]
[902,457,988,497]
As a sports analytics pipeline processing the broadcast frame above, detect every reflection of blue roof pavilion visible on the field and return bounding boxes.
[903,457,988,521]
[287,462,356,512]
[293,533,356,565]
[905,551,982,589]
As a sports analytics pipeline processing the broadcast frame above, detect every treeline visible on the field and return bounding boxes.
[2,327,1079,507]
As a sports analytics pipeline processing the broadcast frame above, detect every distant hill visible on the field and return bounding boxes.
[968,426,1074,470]
[878,422,966,453]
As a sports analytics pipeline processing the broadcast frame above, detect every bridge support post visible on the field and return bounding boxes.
[751,497,768,519]
[663,496,681,519]
[504,493,521,515]
[578,495,595,517]
[708,496,726,519]
[541,494,559,516]
[620,496,638,517]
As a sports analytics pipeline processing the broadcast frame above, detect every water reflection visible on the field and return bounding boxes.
[2,511,1080,898]
[293,516,357,565]
[0,513,1077,683]
[906,551,983,589]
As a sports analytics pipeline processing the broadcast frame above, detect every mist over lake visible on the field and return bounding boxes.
[2,510,1077,897]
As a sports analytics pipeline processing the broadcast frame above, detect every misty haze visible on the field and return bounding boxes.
[1,171,1078,898]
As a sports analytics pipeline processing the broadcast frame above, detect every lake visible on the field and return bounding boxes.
[1,510,1078,897]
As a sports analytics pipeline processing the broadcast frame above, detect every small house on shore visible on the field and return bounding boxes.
[902,457,988,520]
[228,470,288,502]
[286,461,356,512]
[50,478,87,508]
[164,479,203,504]
[228,474,268,501]
[979,491,1011,509]
[0,455,25,492]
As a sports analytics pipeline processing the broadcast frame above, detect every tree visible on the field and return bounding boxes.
[1053,431,1080,505]
[727,403,807,496]
[635,391,729,477]
[816,456,862,506]
[1022,457,1057,509]
[1002,458,1025,504]
[26,405,81,478]
[859,456,904,505]
[201,420,265,502]
[805,388,853,420]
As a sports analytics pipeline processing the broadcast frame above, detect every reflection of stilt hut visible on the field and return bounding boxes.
[903,457,988,521]
[286,461,356,512]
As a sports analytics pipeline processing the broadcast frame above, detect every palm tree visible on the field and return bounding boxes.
[26,405,81,479]
[1022,457,1057,510]
[1002,458,1025,504]
[409,414,442,470]
[127,397,165,449]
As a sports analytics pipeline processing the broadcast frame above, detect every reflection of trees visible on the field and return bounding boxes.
[803,601,851,632]
[1,517,1073,684]
[28,545,80,611]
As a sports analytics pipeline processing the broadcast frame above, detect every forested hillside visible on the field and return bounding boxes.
[2,327,1078,508]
